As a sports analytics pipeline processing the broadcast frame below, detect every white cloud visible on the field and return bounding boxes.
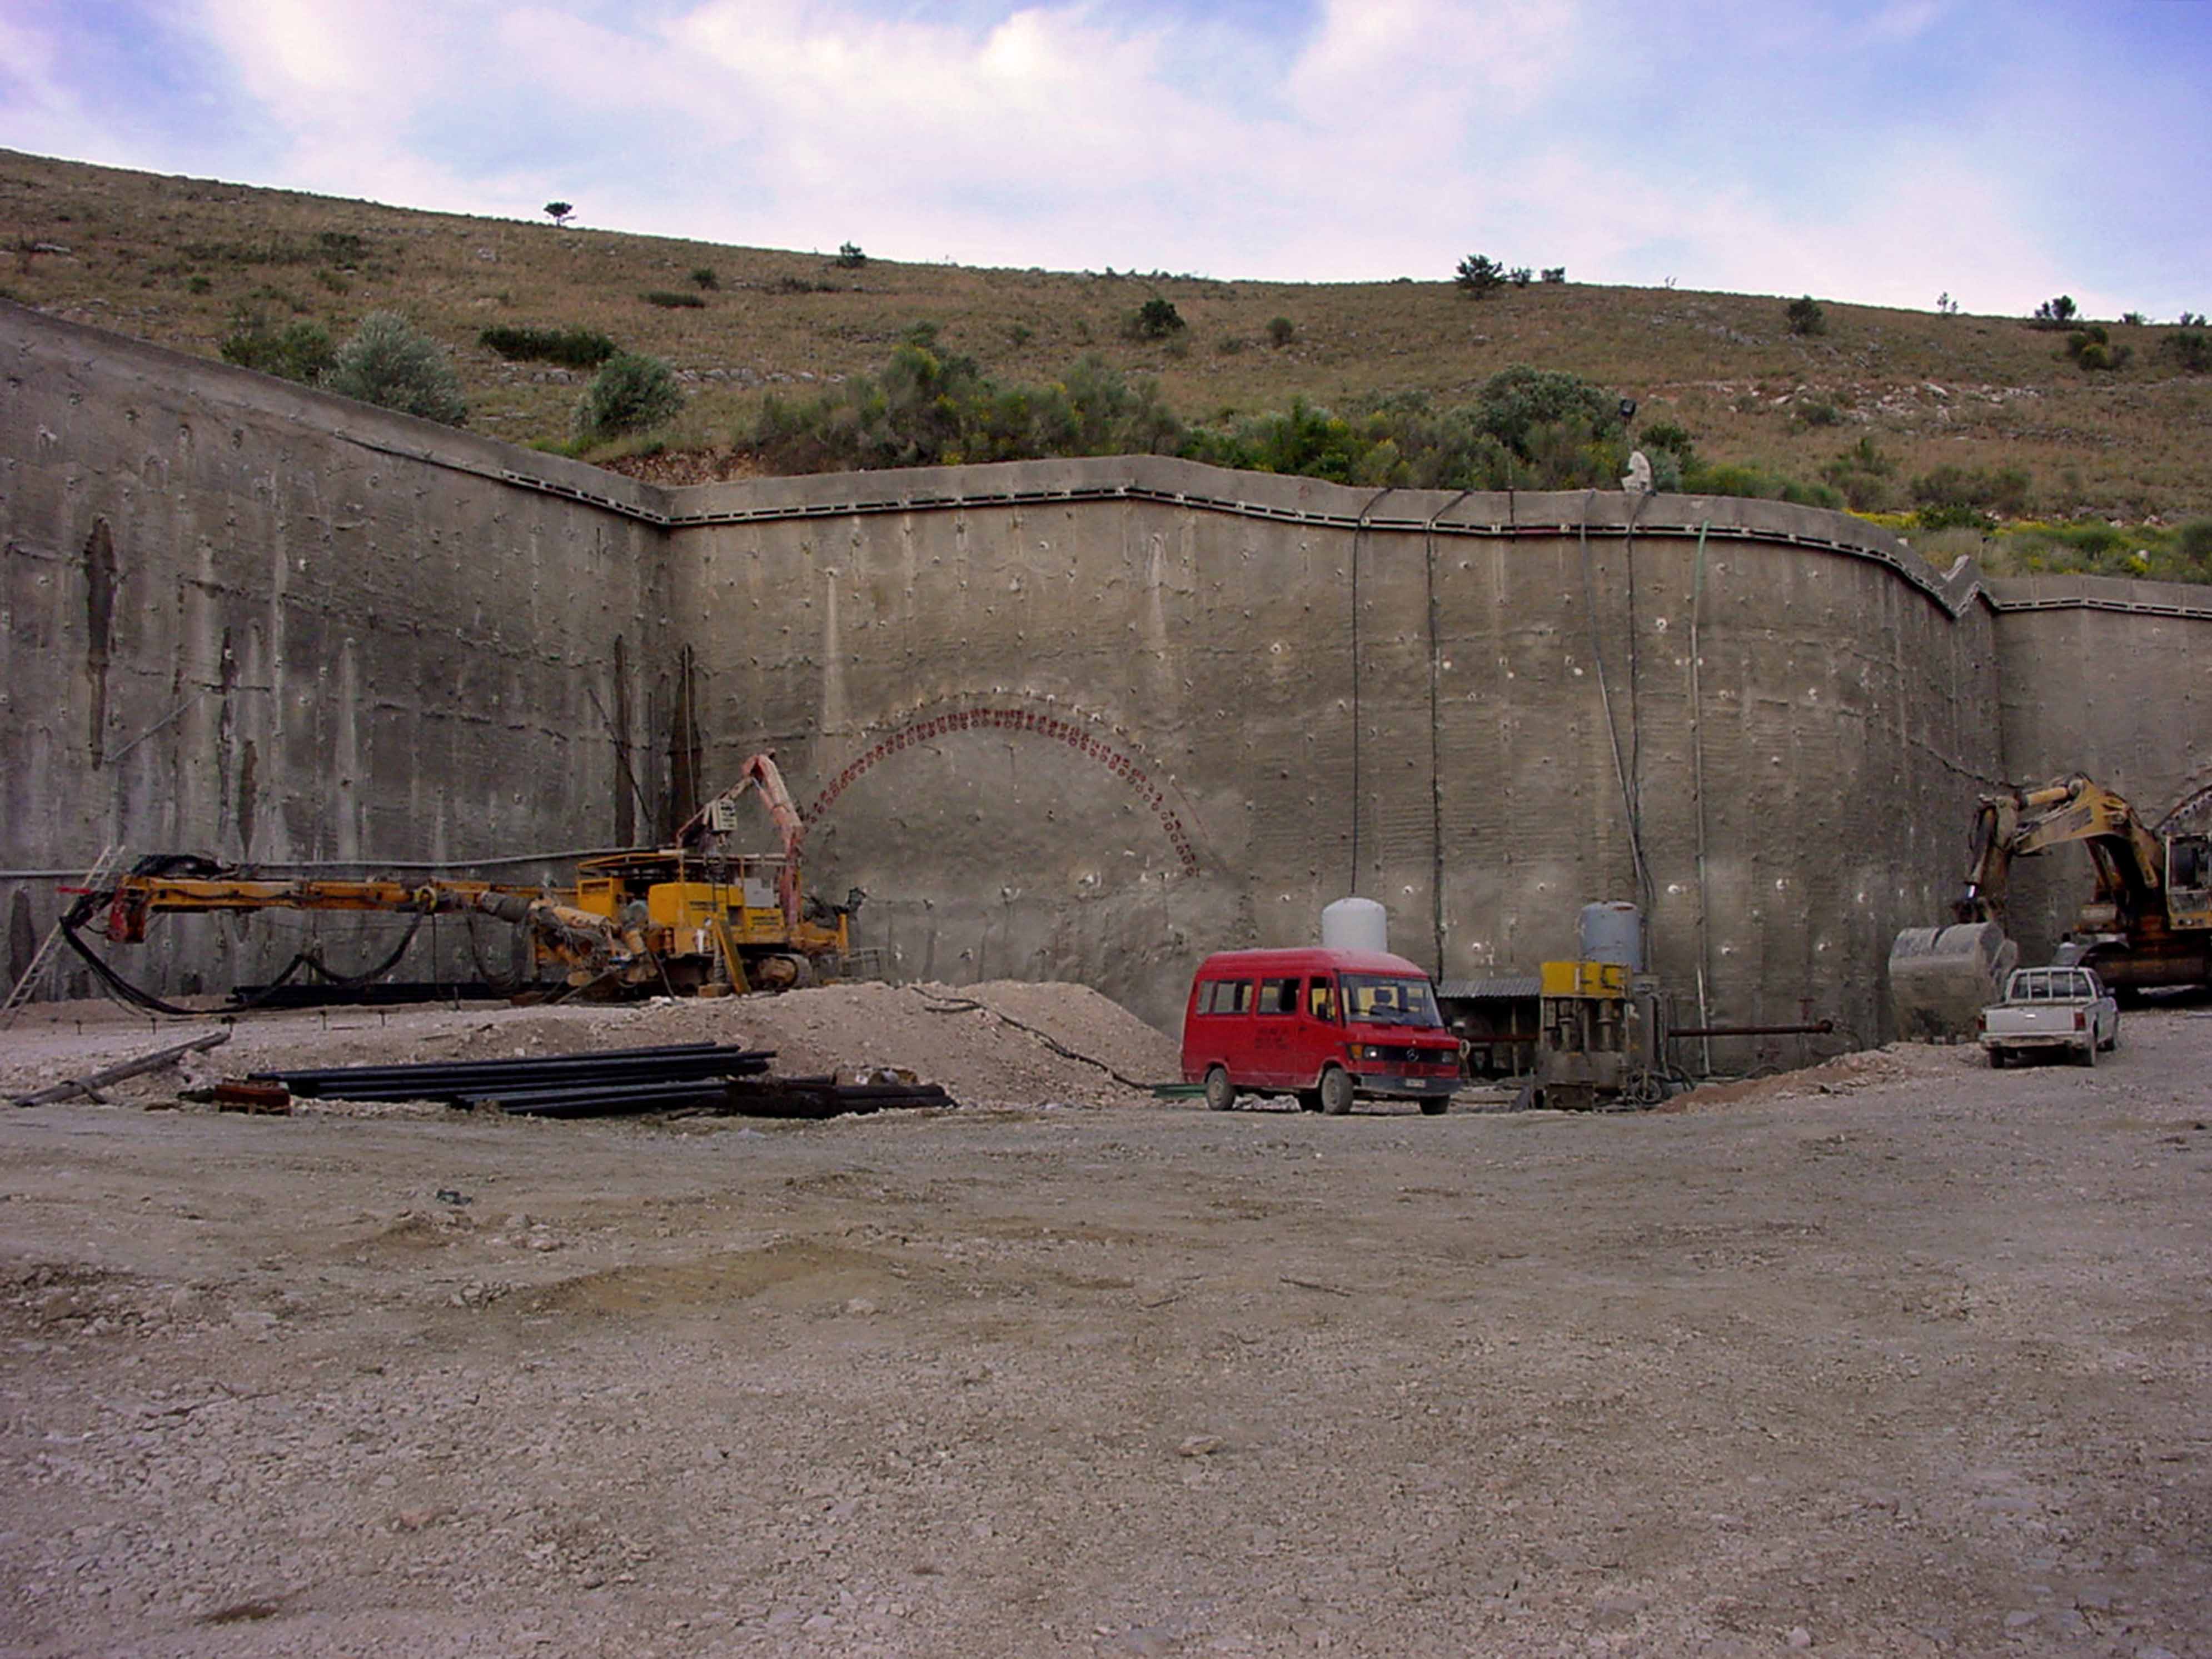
[0,0,2192,316]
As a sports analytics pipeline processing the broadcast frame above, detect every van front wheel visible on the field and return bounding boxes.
[1319,1067,1356,1116]
[1203,1066,1237,1112]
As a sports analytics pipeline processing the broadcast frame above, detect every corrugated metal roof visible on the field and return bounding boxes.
[1437,976,1542,1000]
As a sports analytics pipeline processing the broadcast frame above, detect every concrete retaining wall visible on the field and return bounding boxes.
[4,301,2205,1047]
[2,305,669,995]
[668,462,2004,1040]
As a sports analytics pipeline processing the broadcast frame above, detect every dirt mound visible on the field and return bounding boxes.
[0,979,1180,1113]
[601,979,1179,1106]
[1665,1041,1982,1112]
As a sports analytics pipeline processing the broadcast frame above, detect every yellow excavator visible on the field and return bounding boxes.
[71,754,861,1003]
[1889,775,2212,1038]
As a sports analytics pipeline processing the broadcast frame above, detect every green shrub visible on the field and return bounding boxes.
[1638,420,1697,465]
[1215,336,1246,355]
[1786,296,1826,336]
[2163,329,2211,372]
[1912,462,2031,516]
[1541,267,1566,283]
[689,266,718,290]
[1795,400,1841,427]
[575,352,683,441]
[1454,253,1504,298]
[220,314,336,383]
[477,323,619,367]
[2032,295,2078,327]
[771,274,841,295]
[317,231,367,264]
[1915,503,1996,533]
[1822,435,1898,511]
[835,242,867,269]
[1267,316,1296,347]
[641,290,705,308]
[1129,297,1185,339]
[187,275,211,293]
[2064,324,2131,370]
[324,312,467,425]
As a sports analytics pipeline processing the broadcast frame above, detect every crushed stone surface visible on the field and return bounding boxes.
[0,979,1183,1113]
[1,999,2207,1658]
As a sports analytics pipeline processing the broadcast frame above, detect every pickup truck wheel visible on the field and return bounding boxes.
[1319,1066,1356,1116]
[1987,1047,2009,1069]
[1203,1066,1236,1112]
[2078,1039,2098,1069]
[1419,1096,1449,1116]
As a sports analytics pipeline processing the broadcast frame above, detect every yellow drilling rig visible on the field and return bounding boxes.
[67,754,862,1003]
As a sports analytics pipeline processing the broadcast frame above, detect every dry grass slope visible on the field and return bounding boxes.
[3,147,2208,516]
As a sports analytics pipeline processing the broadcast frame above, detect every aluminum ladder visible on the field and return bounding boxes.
[2,844,124,1026]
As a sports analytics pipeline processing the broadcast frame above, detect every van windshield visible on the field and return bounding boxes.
[1341,974,1442,1027]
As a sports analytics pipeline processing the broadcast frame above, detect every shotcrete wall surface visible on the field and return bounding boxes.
[669,460,2005,1038]
[2,305,669,995]
[1985,574,2212,961]
[6,301,2207,1048]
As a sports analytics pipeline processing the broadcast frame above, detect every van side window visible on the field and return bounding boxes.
[1259,977,1297,1015]
[1307,978,1338,1023]
[1200,980,1253,1015]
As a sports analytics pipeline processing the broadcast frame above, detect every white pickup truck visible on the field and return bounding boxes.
[1977,966,2120,1068]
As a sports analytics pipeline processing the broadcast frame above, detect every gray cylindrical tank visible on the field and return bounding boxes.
[1322,896,1389,954]
[1577,901,1644,970]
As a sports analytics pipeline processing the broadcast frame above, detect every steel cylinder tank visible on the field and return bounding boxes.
[1322,896,1389,955]
[1577,901,1644,971]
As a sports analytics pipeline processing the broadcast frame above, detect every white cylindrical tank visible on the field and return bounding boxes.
[1578,901,1643,970]
[1322,896,1389,954]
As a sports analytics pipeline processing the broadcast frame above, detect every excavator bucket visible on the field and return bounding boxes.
[1887,921,2019,1041]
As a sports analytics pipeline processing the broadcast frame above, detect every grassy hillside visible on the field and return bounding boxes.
[5,147,2209,527]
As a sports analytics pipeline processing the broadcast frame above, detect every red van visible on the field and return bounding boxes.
[1179,948,1462,1115]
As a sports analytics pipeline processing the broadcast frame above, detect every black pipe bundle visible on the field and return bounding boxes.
[249,1042,955,1120]
[253,1042,773,1104]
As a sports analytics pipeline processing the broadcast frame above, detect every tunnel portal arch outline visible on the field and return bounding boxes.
[805,701,1203,876]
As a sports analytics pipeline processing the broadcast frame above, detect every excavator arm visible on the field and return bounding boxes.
[1954,775,2169,927]
[1899,773,2209,1037]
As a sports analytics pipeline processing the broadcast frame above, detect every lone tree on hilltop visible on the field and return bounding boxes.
[545,201,574,229]
[1454,253,1504,298]
[2034,295,2078,327]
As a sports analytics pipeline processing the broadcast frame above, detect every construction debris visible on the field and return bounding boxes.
[10,1028,230,1107]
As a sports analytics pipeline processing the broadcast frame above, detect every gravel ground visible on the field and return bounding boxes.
[1,992,2207,1658]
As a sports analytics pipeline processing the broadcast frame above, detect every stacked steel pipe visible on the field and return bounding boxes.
[249,1042,954,1119]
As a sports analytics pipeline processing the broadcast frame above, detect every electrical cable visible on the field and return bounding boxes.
[1579,492,1654,914]
[1348,486,1394,896]
[1423,488,1474,980]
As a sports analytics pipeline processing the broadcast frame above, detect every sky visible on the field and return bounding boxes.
[3,0,2208,320]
